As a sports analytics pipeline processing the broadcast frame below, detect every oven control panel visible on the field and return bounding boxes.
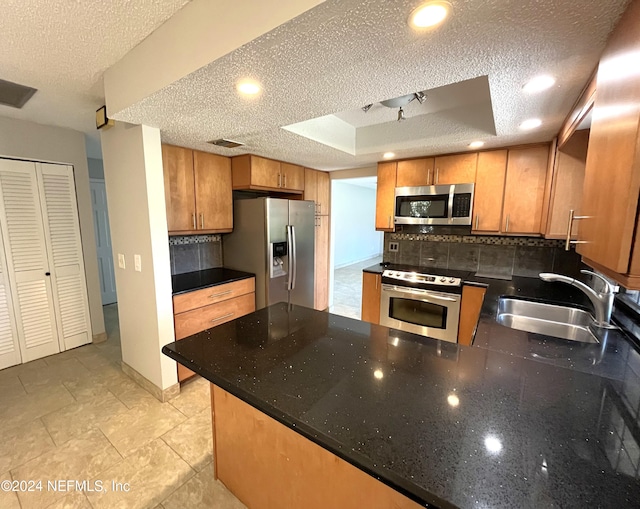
[382,270,462,287]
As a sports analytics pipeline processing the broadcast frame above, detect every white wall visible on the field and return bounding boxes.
[0,116,105,337]
[331,181,383,268]
[101,122,176,391]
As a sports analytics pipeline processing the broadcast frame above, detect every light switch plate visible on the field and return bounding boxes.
[118,253,125,269]
[134,254,141,272]
[389,242,399,252]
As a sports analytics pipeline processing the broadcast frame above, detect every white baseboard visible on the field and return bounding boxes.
[334,253,382,270]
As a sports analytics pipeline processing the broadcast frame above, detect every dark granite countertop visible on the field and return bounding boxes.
[171,267,255,295]
[163,302,640,509]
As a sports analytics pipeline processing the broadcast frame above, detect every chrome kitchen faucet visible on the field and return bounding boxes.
[539,270,619,327]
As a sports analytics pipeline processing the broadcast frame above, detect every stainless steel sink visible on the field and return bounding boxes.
[496,298,599,343]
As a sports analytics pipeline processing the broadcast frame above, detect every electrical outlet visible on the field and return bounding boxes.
[134,254,142,272]
[389,242,399,252]
[118,253,125,269]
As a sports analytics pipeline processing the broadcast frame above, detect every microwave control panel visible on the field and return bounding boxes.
[452,193,472,217]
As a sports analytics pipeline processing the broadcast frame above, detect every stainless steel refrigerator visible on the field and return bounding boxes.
[223,197,315,310]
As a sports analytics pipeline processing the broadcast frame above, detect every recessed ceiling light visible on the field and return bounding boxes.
[236,80,261,96]
[522,74,556,93]
[520,118,542,130]
[469,141,484,149]
[383,152,396,159]
[523,75,556,93]
[408,1,450,29]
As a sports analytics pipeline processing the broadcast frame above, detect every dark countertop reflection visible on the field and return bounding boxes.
[163,303,640,509]
[171,267,255,295]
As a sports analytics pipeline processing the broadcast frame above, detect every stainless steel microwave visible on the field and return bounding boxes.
[394,183,474,226]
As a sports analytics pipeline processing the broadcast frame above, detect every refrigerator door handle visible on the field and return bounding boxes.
[286,225,294,291]
[291,225,297,290]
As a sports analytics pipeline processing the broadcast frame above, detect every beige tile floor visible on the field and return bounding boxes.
[330,256,382,320]
[0,304,246,509]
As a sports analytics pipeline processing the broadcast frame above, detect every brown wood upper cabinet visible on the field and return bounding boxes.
[231,155,303,192]
[502,146,550,235]
[304,168,330,215]
[544,130,588,239]
[375,162,397,231]
[571,0,640,288]
[396,158,435,187]
[434,153,478,185]
[473,150,507,233]
[162,144,233,234]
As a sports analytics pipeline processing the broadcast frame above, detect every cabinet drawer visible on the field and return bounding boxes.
[173,278,255,314]
[174,292,255,340]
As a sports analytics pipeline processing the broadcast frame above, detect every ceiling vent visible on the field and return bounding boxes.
[208,138,244,148]
[0,79,37,109]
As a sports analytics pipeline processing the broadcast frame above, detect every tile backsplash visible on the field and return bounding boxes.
[384,232,583,278]
[169,234,223,275]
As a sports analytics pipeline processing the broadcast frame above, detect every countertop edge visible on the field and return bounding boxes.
[162,345,448,509]
[171,272,255,296]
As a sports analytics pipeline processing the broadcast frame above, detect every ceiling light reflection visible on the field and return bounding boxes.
[469,141,484,149]
[447,394,459,407]
[484,435,503,454]
[374,369,384,380]
[383,152,396,159]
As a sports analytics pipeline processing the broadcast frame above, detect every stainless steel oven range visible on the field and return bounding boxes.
[379,269,461,343]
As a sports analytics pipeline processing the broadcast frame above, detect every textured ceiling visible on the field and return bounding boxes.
[0,0,188,135]
[113,0,630,170]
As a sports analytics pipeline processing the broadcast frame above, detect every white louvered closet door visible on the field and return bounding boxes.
[38,163,92,350]
[0,159,60,362]
[0,220,21,369]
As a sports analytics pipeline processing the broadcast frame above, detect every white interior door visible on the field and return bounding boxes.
[90,179,116,305]
[38,164,92,350]
[0,159,60,362]
[0,220,21,370]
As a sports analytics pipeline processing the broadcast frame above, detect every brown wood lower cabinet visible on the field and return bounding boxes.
[457,285,487,346]
[211,385,422,509]
[361,272,381,324]
[173,278,255,381]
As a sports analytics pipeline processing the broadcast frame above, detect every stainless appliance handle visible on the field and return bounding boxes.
[447,185,455,224]
[286,225,293,291]
[383,284,457,302]
[291,225,297,290]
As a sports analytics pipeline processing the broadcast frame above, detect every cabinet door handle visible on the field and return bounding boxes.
[427,168,431,184]
[211,312,234,323]
[475,215,479,230]
[375,276,378,290]
[436,168,439,184]
[200,213,204,229]
[192,214,196,230]
[388,215,391,228]
[505,214,510,232]
[564,209,591,251]
[318,202,321,213]
[209,290,232,298]
[283,174,287,188]
[278,173,282,188]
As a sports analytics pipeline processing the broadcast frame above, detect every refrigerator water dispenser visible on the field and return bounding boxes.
[270,242,288,278]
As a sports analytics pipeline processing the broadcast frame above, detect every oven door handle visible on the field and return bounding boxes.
[383,285,458,302]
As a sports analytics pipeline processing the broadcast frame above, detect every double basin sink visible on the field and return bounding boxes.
[496,297,600,343]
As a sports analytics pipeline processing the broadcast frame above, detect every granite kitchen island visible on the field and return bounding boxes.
[162,302,640,509]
